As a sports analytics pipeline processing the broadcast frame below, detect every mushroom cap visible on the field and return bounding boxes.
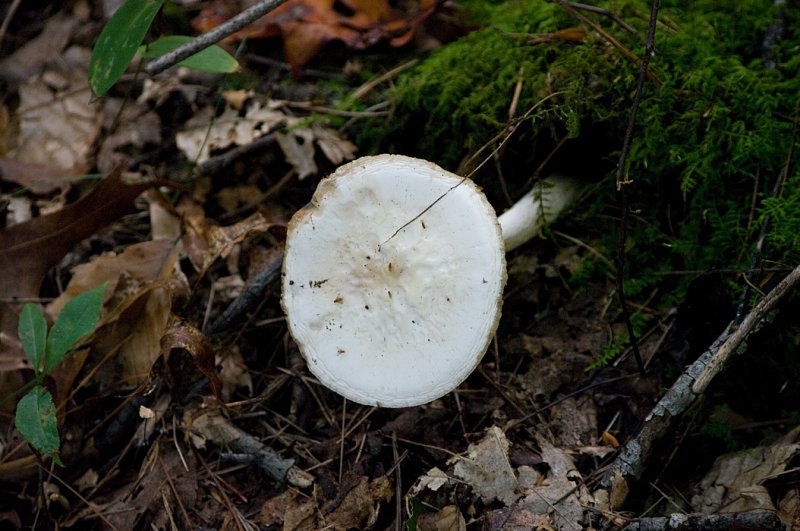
[281,155,506,407]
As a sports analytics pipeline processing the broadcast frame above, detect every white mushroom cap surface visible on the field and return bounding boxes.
[282,155,506,407]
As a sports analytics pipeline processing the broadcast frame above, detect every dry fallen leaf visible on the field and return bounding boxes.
[194,0,438,73]
[0,168,149,336]
[283,495,317,531]
[176,102,287,164]
[275,130,317,179]
[277,125,358,179]
[417,504,467,531]
[311,125,358,165]
[46,239,177,317]
[161,318,223,399]
[549,396,598,448]
[324,476,393,530]
[97,100,162,173]
[8,46,102,176]
[70,441,197,530]
[451,426,519,505]
[218,347,253,400]
[48,239,183,387]
[691,427,800,514]
[0,13,77,88]
[778,488,800,529]
[484,506,552,531]
[519,437,593,530]
[411,466,450,494]
[0,158,79,195]
[178,198,274,273]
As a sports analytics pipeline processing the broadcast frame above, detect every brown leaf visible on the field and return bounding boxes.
[97,102,162,173]
[433,505,467,531]
[0,158,78,194]
[178,198,273,273]
[46,239,177,317]
[324,475,393,530]
[218,347,253,400]
[0,13,78,88]
[92,440,197,530]
[9,50,103,175]
[275,130,317,179]
[48,239,182,387]
[451,426,518,505]
[194,0,438,73]
[161,318,222,399]
[0,168,150,335]
[525,26,587,45]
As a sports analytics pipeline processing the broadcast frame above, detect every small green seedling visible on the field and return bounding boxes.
[15,283,106,465]
[88,0,239,97]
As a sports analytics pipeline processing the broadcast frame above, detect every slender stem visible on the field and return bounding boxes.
[144,0,289,76]
[614,0,660,376]
[0,0,22,46]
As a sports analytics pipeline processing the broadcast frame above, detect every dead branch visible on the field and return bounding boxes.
[600,263,800,493]
[625,511,785,530]
[206,251,283,335]
[144,0,289,76]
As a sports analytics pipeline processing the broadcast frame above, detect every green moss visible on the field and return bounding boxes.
[354,0,800,280]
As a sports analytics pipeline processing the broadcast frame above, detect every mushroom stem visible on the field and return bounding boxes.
[498,176,581,252]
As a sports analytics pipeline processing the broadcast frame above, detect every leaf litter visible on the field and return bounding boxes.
[1,1,800,530]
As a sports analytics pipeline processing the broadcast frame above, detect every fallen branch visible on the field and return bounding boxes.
[600,263,800,493]
[625,511,785,531]
[190,409,313,488]
[206,251,283,335]
[144,0,289,76]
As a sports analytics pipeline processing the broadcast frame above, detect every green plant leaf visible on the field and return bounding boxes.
[88,0,165,96]
[139,35,239,73]
[15,387,62,465]
[18,304,47,376]
[45,283,107,374]
[406,496,423,531]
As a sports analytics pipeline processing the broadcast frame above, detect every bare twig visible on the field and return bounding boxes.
[144,0,289,76]
[553,0,661,87]
[601,263,800,491]
[206,251,284,334]
[0,0,22,46]
[625,510,785,530]
[734,103,797,324]
[350,59,419,100]
[196,134,277,176]
[560,1,637,34]
[611,0,660,376]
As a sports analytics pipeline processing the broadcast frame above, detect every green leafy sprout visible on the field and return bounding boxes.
[88,0,238,97]
[14,283,107,465]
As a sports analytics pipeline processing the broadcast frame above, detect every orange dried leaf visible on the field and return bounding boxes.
[601,430,620,448]
[194,0,437,72]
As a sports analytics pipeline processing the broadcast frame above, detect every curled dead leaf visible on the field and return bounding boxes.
[178,198,275,273]
[160,318,222,399]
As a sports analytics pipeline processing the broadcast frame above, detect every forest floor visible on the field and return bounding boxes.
[0,0,799,530]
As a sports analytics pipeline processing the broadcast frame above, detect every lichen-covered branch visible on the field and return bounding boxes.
[625,511,785,531]
[600,263,800,492]
[144,0,289,76]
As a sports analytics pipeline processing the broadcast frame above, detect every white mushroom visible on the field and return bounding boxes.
[281,155,579,407]
[499,176,581,252]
